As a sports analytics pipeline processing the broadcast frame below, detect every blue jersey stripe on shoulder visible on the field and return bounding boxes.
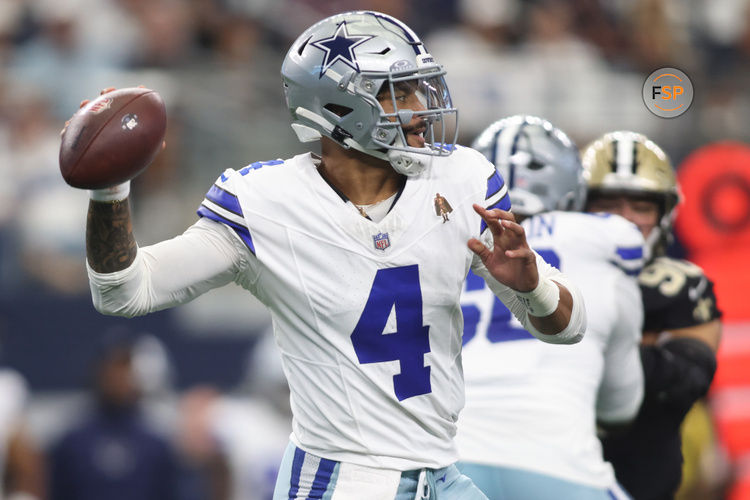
[433,142,457,152]
[487,195,511,211]
[206,185,243,217]
[197,205,255,255]
[611,260,642,276]
[485,171,505,200]
[616,246,644,260]
[480,195,512,233]
[238,159,284,176]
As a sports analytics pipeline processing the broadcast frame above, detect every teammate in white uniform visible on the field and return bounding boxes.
[77,12,586,500]
[456,116,644,499]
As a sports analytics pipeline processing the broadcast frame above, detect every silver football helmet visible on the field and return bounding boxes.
[281,11,458,176]
[471,115,585,217]
[581,131,680,257]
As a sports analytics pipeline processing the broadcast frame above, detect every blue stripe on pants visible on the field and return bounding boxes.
[288,447,306,499]
[309,458,336,499]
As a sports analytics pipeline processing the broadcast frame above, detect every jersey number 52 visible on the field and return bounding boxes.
[462,249,560,345]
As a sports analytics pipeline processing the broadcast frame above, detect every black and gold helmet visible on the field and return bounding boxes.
[581,131,680,256]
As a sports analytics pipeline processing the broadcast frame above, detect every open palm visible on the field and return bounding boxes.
[467,204,539,292]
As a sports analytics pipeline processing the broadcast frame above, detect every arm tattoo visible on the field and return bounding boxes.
[86,199,137,273]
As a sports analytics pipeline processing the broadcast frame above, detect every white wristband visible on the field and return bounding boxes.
[515,277,560,317]
[90,181,130,202]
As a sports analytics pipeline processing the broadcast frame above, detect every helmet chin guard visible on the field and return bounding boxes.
[387,148,429,176]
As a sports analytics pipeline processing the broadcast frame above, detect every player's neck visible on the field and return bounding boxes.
[318,137,404,205]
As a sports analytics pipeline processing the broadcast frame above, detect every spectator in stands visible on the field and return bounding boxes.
[48,327,179,500]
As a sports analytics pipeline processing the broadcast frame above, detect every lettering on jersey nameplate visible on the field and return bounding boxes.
[434,193,452,223]
[373,232,391,251]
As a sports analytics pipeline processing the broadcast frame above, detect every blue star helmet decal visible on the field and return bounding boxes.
[311,21,373,78]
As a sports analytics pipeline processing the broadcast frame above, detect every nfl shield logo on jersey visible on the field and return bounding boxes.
[372,232,390,251]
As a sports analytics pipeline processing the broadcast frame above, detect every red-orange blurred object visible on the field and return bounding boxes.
[675,141,750,321]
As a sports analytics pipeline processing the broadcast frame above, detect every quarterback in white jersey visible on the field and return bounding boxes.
[79,12,586,500]
[90,146,582,469]
[457,116,644,500]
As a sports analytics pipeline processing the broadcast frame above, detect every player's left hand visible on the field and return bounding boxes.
[468,204,539,292]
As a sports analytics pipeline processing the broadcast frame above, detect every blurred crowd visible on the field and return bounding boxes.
[1,0,750,498]
[1,324,293,500]
[2,0,750,295]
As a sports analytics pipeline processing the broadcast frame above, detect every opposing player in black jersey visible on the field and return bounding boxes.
[582,131,722,500]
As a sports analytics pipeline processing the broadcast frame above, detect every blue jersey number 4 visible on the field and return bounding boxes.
[351,265,431,401]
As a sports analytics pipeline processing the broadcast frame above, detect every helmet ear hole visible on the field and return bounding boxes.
[323,103,353,118]
[527,160,545,171]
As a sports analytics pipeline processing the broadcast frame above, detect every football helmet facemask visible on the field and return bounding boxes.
[581,131,680,257]
[281,11,458,176]
[472,115,585,217]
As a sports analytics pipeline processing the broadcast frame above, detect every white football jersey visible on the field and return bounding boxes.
[457,211,645,488]
[88,147,586,470]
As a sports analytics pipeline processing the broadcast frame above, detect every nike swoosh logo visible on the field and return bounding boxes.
[688,277,707,302]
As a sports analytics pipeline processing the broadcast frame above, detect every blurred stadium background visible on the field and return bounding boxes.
[1,0,749,499]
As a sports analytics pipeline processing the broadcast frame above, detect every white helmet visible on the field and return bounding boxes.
[472,115,586,217]
[281,11,458,175]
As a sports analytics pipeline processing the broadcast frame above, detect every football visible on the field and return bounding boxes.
[59,87,167,189]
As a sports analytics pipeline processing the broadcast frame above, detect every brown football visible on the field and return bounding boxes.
[59,87,167,189]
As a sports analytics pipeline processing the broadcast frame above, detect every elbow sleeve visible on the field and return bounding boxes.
[87,251,154,318]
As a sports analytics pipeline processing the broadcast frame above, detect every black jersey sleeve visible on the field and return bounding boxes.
[638,257,722,332]
[602,337,717,499]
[640,337,717,416]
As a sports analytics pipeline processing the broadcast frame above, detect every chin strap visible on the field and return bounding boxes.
[293,106,428,176]
[644,226,661,261]
[387,148,427,176]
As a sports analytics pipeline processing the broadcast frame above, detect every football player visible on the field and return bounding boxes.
[583,131,722,500]
[456,115,645,499]
[77,11,586,500]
